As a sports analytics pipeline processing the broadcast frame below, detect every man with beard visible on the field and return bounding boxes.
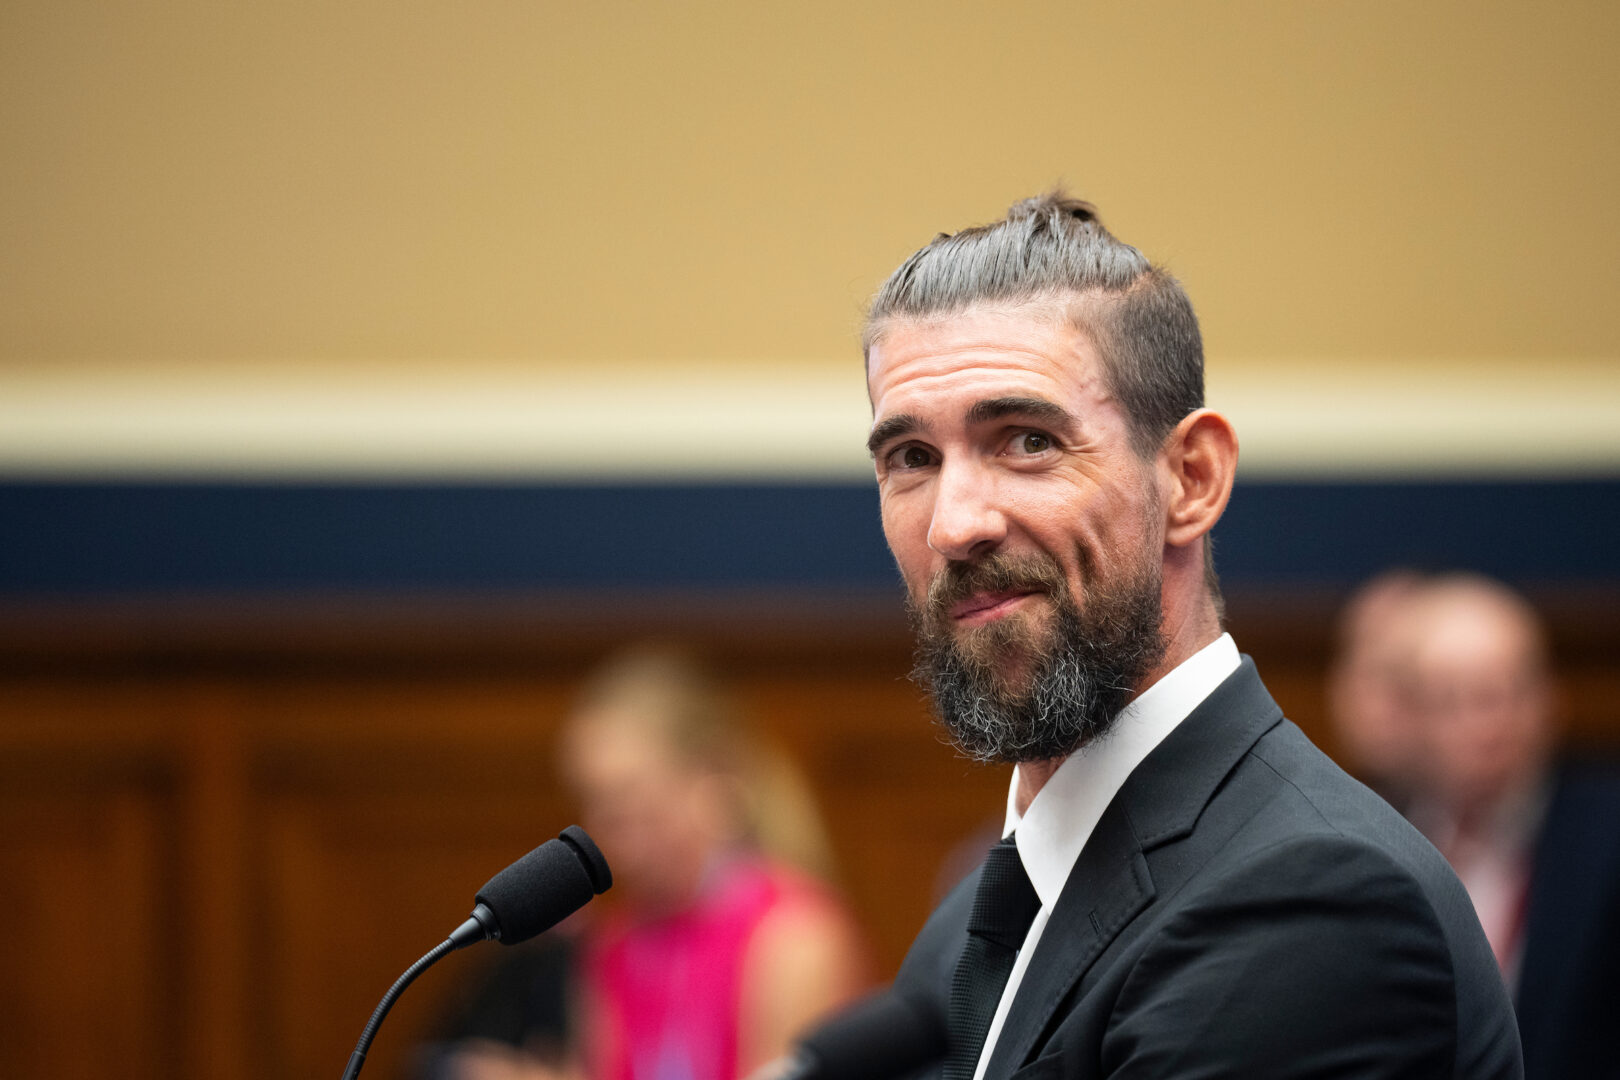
[863,193,1521,1079]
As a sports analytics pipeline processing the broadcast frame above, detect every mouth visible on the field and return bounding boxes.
[948,589,1042,627]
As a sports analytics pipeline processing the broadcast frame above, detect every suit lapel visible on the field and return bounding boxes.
[1118,658,1284,847]
[983,658,1285,1079]
[984,798,1154,1078]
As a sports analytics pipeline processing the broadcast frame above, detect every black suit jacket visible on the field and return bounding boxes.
[897,658,1522,1079]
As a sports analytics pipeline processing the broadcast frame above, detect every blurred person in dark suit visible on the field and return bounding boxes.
[1326,568,1429,811]
[1396,574,1620,1079]
[427,647,864,1080]
[857,191,1520,1078]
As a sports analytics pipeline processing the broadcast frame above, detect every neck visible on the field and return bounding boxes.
[1148,578,1224,691]
[1014,758,1063,816]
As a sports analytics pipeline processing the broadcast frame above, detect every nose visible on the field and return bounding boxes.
[927,460,1007,562]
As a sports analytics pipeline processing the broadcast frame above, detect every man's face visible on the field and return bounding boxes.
[866,302,1168,761]
[1402,596,1552,815]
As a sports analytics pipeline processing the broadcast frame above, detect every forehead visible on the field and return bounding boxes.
[1411,598,1540,678]
[866,303,1107,416]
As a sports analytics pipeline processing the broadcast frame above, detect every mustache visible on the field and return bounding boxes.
[924,552,1070,616]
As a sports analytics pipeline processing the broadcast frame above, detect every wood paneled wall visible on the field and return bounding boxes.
[2,589,1616,1080]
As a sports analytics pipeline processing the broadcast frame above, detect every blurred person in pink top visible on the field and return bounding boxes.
[431,647,865,1080]
[560,646,865,1080]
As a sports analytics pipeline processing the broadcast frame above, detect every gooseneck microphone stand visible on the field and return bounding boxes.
[341,936,459,1080]
[340,826,611,1080]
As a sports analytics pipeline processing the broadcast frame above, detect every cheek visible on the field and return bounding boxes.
[1012,486,1115,560]
[1081,489,1161,563]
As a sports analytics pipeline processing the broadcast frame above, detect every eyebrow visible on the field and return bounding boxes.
[966,395,1077,430]
[867,413,920,457]
[866,396,1078,457]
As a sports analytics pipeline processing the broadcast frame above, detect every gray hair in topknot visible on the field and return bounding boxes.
[864,191,1205,461]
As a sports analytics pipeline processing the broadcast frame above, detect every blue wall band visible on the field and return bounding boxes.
[1,479,1616,596]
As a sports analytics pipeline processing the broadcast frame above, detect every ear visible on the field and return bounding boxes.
[1161,408,1238,548]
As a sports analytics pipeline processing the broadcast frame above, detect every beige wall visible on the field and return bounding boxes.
[3,1,1617,474]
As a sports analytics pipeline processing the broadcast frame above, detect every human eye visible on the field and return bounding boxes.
[1005,430,1058,456]
[883,442,937,471]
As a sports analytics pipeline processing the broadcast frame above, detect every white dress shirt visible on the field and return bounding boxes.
[969,633,1242,1080]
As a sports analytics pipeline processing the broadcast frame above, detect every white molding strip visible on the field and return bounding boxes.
[0,360,1615,480]
[0,364,876,480]
[1208,362,1620,478]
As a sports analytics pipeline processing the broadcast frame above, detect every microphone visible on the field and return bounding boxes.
[778,987,948,1080]
[453,824,613,948]
[340,826,611,1080]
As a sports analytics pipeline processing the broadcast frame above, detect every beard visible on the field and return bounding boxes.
[908,550,1167,764]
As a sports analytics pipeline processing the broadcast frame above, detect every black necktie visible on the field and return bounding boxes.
[944,836,1042,1080]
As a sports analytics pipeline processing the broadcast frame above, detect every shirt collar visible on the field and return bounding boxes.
[1003,633,1241,907]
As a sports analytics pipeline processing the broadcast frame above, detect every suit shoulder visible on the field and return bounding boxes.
[895,866,976,1006]
[1230,721,1495,949]
[1112,830,1521,1079]
[1244,720,1449,870]
[1189,722,1522,1078]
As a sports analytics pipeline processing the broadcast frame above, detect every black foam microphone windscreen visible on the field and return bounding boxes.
[473,825,612,945]
[786,988,948,1080]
